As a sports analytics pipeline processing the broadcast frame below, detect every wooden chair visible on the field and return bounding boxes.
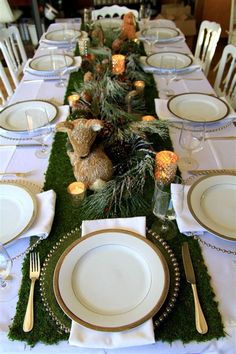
[194,20,221,76]
[0,60,13,110]
[0,0,22,24]
[214,44,236,109]
[0,25,27,87]
[92,5,139,20]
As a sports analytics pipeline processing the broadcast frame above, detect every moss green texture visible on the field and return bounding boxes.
[8,56,225,347]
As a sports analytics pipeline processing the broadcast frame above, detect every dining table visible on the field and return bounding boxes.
[0,19,236,354]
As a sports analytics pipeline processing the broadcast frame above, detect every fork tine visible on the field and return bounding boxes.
[36,253,40,272]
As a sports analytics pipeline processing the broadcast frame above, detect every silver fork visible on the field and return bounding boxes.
[23,253,40,332]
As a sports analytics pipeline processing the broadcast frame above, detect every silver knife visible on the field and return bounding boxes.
[182,242,208,334]
[0,144,48,148]
[188,168,236,175]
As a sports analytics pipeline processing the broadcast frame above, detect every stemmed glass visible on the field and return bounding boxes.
[55,51,68,88]
[152,176,183,239]
[0,243,20,302]
[160,54,177,97]
[26,108,53,159]
[178,122,206,170]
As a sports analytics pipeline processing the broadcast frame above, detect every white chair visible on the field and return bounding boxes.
[0,25,27,87]
[92,5,139,21]
[0,60,13,109]
[214,44,236,109]
[194,20,221,76]
[0,0,22,24]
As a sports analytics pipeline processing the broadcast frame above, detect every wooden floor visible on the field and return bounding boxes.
[0,37,227,105]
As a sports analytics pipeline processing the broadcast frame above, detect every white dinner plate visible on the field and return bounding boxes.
[0,184,37,245]
[44,29,81,44]
[28,54,74,75]
[141,27,180,42]
[146,52,193,72]
[0,100,57,138]
[167,93,230,122]
[54,229,170,331]
[187,174,236,241]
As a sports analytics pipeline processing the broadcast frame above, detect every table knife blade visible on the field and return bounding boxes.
[182,242,208,334]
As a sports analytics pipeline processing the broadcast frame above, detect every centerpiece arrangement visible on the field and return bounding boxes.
[59,13,170,219]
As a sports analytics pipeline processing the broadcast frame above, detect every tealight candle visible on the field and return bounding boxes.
[68,94,80,110]
[155,150,178,185]
[67,181,86,205]
[112,54,125,75]
[134,80,145,93]
[142,115,156,121]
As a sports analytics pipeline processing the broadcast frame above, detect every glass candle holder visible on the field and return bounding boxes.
[112,54,125,75]
[68,94,80,111]
[67,181,86,206]
[155,150,178,185]
[142,115,156,121]
[78,38,90,56]
[134,80,145,94]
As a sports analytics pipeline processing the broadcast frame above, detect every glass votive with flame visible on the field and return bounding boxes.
[155,150,178,185]
[142,115,156,121]
[134,80,145,94]
[67,181,86,206]
[68,94,80,110]
[112,54,125,75]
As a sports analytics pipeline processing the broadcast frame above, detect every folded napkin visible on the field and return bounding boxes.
[21,190,56,239]
[0,146,16,179]
[23,56,82,79]
[171,184,204,235]
[69,216,155,349]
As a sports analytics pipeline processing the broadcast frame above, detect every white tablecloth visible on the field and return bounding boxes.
[0,21,236,354]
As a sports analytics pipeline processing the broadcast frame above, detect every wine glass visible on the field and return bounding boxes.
[140,6,152,31]
[26,108,53,159]
[152,175,183,239]
[160,54,177,97]
[55,51,69,88]
[143,28,159,55]
[0,243,20,302]
[178,122,206,170]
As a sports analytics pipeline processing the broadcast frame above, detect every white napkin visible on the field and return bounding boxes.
[0,146,16,178]
[21,190,56,239]
[69,216,155,349]
[171,184,204,235]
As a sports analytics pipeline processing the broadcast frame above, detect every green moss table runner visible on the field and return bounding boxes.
[8,63,225,347]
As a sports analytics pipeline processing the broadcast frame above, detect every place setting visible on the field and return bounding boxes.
[40,216,180,348]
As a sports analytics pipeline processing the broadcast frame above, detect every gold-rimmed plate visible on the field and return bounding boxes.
[141,27,181,42]
[0,100,58,138]
[146,52,193,72]
[0,183,37,245]
[44,29,81,44]
[167,93,230,123]
[187,174,236,241]
[53,229,170,331]
[28,54,74,76]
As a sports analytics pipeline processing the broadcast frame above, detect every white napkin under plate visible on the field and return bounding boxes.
[0,146,16,178]
[69,216,156,349]
[171,183,204,235]
[21,189,56,239]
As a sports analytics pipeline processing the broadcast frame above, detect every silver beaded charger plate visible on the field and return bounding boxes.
[40,228,180,334]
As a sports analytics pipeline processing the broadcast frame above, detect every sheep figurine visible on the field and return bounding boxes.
[56,119,113,191]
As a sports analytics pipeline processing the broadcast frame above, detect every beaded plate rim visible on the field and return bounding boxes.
[39,228,180,334]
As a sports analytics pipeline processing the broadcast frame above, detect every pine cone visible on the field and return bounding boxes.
[98,120,114,139]
[108,140,132,164]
